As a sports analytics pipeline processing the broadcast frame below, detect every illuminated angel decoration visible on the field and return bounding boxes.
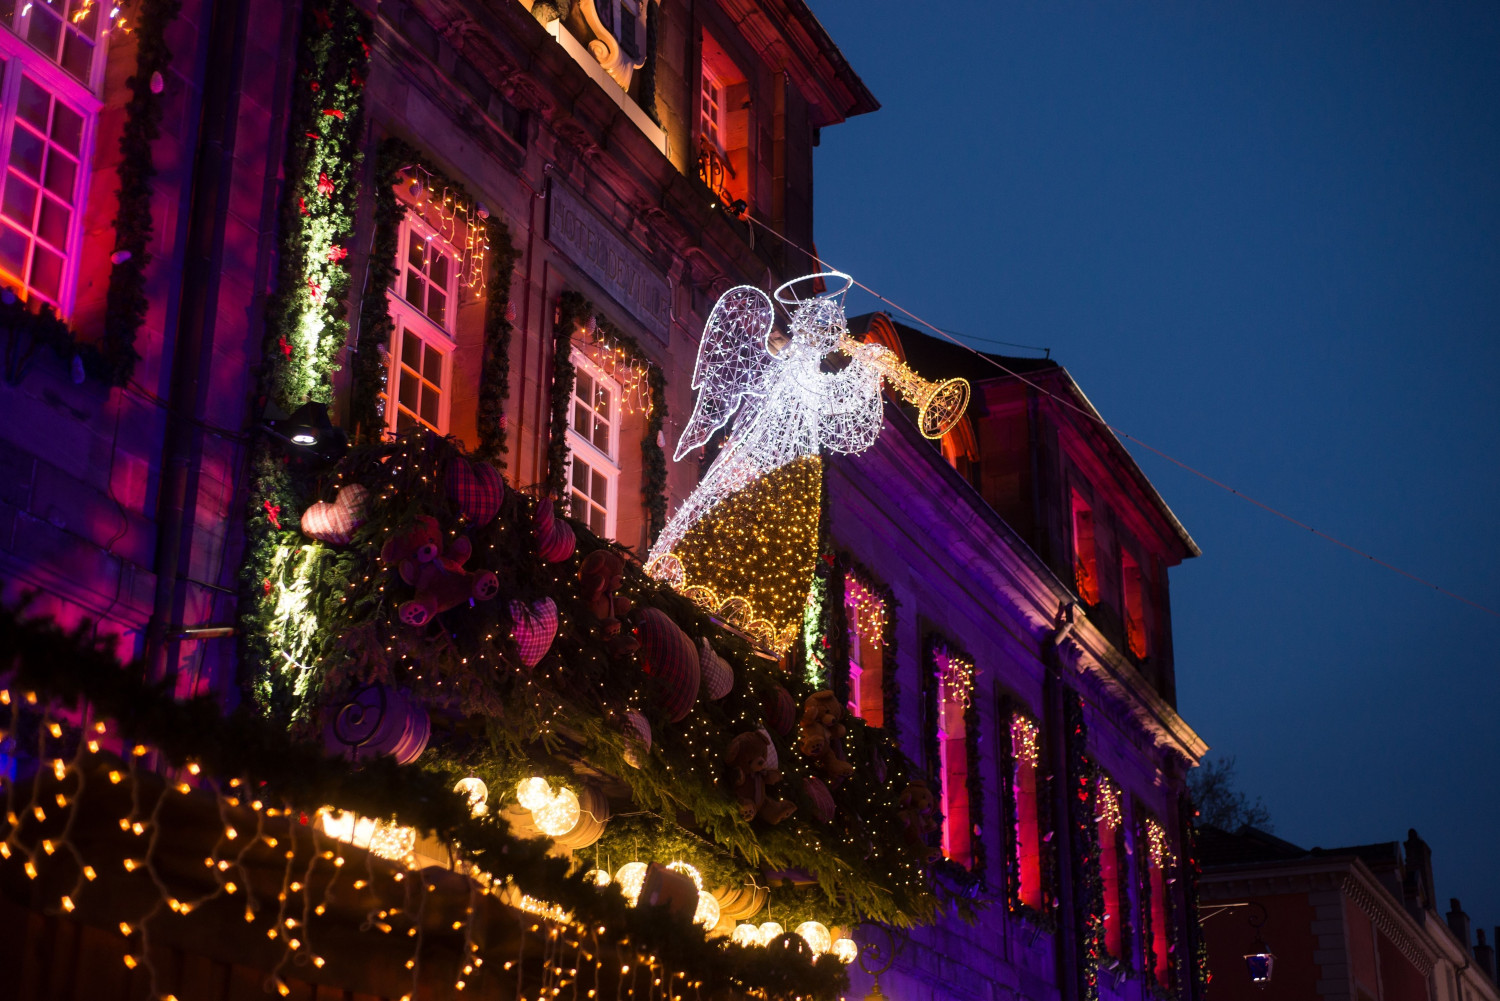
[646,272,969,651]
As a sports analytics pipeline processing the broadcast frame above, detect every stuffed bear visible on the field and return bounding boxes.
[381,515,499,626]
[798,718,855,786]
[801,690,847,741]
[726,730,796,825]
[897,779,943,862]
[580,550,639,656]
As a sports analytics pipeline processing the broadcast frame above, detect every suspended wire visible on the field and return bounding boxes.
[742,212,1500,620]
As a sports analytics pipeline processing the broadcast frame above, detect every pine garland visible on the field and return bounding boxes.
[1065,690,1105,1001]
[1180,793,1211,999]
[101,0,182,385]
[478,217,520,462]
[548,291,585,496]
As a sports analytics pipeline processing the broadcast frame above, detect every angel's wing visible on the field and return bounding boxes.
[674,285,778,461]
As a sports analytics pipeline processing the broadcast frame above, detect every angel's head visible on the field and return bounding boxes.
[774,271,852,355]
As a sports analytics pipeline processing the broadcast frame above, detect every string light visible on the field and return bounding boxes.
[1097,777,1123,830]
[1011,715,1041,769]
[1146,818,1176,868]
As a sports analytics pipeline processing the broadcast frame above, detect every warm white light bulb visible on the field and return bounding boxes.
[795,922,832,955]
[614,862,648,906]
[756,922,784,947]
[693,891,720,929]
[585,869,612,888]
[516,777,553,812]
[730,923,760,947]
[831,938,858,964]
[532,786,580,837]
[667,861,703,890]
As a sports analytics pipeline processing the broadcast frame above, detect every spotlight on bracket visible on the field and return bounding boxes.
[262,401,348,462]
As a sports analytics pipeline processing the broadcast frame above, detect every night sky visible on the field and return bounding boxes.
[809,1,1500,931]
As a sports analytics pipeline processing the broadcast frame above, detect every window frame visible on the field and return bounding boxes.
[843,571,885,726]
[383,211,461,436]
[1121,546,1149,659]
[564,349,622,540]
[698,61,726,154]
[0,19,106,316]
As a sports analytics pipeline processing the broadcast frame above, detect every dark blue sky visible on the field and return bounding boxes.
[810,1,1500,930]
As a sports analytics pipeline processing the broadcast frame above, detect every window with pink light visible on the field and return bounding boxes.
[1097,774,1125,958]
[844,573,885,726]
[935,646,974,868]
[1010,712,1044,909]
[0,6,114,315]
[1143,816,1175,989]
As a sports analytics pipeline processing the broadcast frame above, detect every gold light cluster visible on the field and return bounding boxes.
[844,574,887,647]
[1096,776,1123,831]
[1011,715,1040,769]
[666,455,823,653]
[938,649,975,710]
[397,167,491,295]
[579,325,655,418]
[1145,818,1176,868]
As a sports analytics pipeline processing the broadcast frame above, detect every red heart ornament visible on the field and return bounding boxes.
[300,484,369,545]
[509,598,558,667]
[446,458,505,525]
[537,518,576,563]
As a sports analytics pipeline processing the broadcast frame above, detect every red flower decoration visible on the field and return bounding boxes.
[262,500,282,530]
[316,172,334,198]
[351,71,364,88]
[277,336,292,356]
[313,7,332,29]
[323,108,344,120]
[262,578,273,595]
[307,278,324,303]
[297,196,308,216]
[326,244,348,263]
[304,132,321,140]
[310,81,320,92]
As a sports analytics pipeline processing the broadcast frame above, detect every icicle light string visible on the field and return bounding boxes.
[740,213,1500,621]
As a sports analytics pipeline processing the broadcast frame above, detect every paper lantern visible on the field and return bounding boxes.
[635,608,700,722]
[516,777,554,812]
[730,923,760,947]
[454,777,489,817]
[694,891,721,928]
[446,457,505,525]
[803,776,835,824]
[831,938,858,964]
[614,862,648,906]
[300,483,369,545]
[622,710,652,767]
[698,638,734,700]
[756,922,784,947]
[795,921,831,954]
[764,684,795,735]
[533,786,581,836]
[509,598,559,667]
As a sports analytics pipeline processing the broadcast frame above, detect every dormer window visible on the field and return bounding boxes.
[1071,492,1099,605]
[697,32,749,212]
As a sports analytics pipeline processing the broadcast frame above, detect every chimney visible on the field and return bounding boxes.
[1447,899,1472,955]
[1477,930,1496,981]
[1405,829,1436,911]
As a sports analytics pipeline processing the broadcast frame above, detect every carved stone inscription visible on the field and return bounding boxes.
[548,182,670,344]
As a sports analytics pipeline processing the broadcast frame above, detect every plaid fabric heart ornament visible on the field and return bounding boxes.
[509,598,558,667]
[446,457,505,525]
[635,607,700,722]
[300,483,369,545]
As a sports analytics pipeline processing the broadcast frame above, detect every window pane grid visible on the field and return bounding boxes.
[0,72,83,306]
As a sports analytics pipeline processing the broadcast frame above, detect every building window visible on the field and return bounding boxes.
[935,648,974,868]
[385,214,459,434]
[696,32,749,211]
[566,352,620,539]
[844,573,885,726]
[1071,492,1099,605]
[699,64,724,152]
[1097,775,1125,958]
[1011,712,1044,909]
[1143,816,1175,989]
[0,8,110,314]
[599,0,642,62]
[1122,549,1148,659]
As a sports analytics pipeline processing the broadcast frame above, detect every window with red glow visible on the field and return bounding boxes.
[844,574,885,726]
[1011,713,1043,908]
[0,7,112,315]
[1122,550,1148,659]
[384,213,460,436]
[1144,817,1174,989]
[697,33,749,211]
[936,648,974,867]
[1097,776,1124,958]
[1071,493,1098,605]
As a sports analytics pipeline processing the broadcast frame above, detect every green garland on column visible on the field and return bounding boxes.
[999,695,1058,930]
[1065,691,1105,1001]
[478,218,521,462]
[547,291,586,497]
[238,0,369,713]
[1179,793,1211,1000]
[100,0,182,385]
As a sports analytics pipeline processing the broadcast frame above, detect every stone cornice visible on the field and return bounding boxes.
[1340,869,1432,975]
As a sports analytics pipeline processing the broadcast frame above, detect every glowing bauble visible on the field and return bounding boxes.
[667,861,703,890]
[693,890,720,929]
[454,777,489,817]
[585,869,611,888]
[614,862,648,906]
[831,938,859,964]
[532,786,581,837]
[730,923,760,947]
[516,777,553,811]
[795,921,832,955]
[756,922,783,946]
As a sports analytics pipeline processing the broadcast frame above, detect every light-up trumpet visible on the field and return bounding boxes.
[836,337,970,439]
